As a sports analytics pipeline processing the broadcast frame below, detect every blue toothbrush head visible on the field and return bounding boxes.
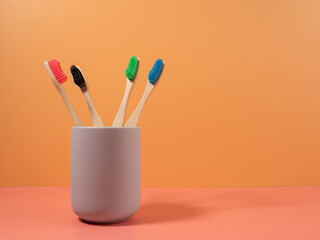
[148,59,165,85]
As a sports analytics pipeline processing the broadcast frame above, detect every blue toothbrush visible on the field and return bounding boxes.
[125,59,165,127]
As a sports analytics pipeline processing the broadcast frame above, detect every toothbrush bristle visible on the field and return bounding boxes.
[148,59,164,85]
[125,56,140,81]
[70,65,86,88]
[48,59,67,84]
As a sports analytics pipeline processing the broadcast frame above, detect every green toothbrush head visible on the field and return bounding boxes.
[125,56,140,81]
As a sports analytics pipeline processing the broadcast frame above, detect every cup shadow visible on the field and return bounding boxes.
[78,202,204,226]
[78,187,295,226]
[122,202,204,225]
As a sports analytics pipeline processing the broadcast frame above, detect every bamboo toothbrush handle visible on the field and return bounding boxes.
[45,62,83,126]
[57,86,84,126]
[125,82,154,127]
[112,79,134,127]
[83,91,104,127]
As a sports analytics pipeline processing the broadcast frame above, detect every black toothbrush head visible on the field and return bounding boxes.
[70,65,86,88]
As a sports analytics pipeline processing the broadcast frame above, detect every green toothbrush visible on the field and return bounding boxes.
[112,56,140,127]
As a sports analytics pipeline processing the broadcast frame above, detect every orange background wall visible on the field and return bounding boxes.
[0,0,320,187]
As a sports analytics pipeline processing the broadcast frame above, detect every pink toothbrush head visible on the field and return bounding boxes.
[48,59,67,84]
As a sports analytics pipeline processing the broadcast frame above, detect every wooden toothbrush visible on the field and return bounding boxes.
[70,65,104,127]
[112,56,140,127]
[125,59,165,127]
[44,59,84,126]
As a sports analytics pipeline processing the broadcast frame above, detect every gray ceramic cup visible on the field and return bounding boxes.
[71,127,141,223]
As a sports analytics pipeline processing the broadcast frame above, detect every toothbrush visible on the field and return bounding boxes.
[44,59,84,126]
[112,56,140,127]
[70,65,104,127]
[125,59,165,127]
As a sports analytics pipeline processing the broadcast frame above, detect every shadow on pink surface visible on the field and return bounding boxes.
[78,187,299,226]
[79,202,202,226]
[1,187,319,239]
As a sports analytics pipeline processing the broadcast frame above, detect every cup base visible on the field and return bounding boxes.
[79,216,132,225]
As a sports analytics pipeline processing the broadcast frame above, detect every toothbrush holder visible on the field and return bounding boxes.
[71,127,141,224]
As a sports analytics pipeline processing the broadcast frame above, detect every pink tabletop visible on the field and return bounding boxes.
[0,187,319,239]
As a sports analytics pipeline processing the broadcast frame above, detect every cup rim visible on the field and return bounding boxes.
[72,126,141,129]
